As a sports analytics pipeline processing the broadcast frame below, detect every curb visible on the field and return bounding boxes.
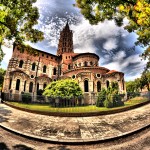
[3,100,150,117]
[0,123,150,144]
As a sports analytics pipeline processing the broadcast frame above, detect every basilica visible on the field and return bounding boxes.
[3,22,126,102]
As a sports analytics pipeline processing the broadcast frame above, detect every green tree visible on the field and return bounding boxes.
[0,0,44,61]
[0,68,5,90]
[75,0,150,70]
[96,88,106,107]
[126,81,137,92]
[141,71,150,91]
[43,79,83,99]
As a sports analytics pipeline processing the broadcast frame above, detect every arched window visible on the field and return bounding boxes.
[43,65,46,73]
[90,61,93,66]
[32,63,36,71]
[19,60,24,68]
[68,64,71,70]
[29,82,33,93]
[9,79,12,89]
[84,61,88,67]
[84,80,89,92]
[53,67,56,75]
[106,80,109,89]
[43,83,47,89]
[16,79,20,91]
[37,83,39,92]
[122,79,124,90]
[24,81,26,91]
[97,81,101,92]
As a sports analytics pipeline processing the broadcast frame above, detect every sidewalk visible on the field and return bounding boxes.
[0,103,150,143]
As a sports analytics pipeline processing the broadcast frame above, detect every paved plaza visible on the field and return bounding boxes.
[0,103,150,143]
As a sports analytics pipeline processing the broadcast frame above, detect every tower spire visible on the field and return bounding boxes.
[57,21,74,56]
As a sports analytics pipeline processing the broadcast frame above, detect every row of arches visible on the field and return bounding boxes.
[83,80,114,92]
[73,61,98,68]
[84,80,102,92]
[19,60,58,75]
[13,79,47,93]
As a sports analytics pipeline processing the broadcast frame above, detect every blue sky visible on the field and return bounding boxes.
[1,0,147,81]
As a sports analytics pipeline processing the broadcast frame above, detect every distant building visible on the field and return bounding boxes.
[3,22,126,102]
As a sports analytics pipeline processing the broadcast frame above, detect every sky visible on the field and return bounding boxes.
[1,0,148,81]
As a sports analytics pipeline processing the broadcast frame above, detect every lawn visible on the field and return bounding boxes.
[7,97,149,113]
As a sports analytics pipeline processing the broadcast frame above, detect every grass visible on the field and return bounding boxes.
[7,96,149,113]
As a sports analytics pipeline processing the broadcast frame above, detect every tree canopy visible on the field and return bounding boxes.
[43,79,83,99]
[126,71,150,92]
[75,0,150,71]
[0,0,44,61]
[0,68,5,89]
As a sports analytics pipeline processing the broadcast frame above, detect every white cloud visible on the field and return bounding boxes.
[103,38,118,51]
[103,52,147,81]
[72,18,122,52]
[1,46,13,69]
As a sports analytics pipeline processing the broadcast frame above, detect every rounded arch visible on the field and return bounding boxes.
[24,80,26,92]
[43,65,47,73]
[37,82,39,92]
[106,80,110,89]
[32,62,36,71]
[84,79,89,92]
[29,82,33,93]
[122,79,124,90]
[9,78,12,90]
[53,67,57,75]
[68,64,71,70]
[16,79,20,91]
[19,60,24,68]
[43,83,47,89]
[84,61,88,67]
[97,81,101,92]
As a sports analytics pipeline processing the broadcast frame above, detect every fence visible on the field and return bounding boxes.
[1,93,98,106]
[1,91,150,108]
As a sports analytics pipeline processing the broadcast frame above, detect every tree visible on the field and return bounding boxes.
[43,79,83,99]
[126,81,136,92]
[141,71,150,91]
[0,68,6,90]
[75,0,150,70]
[0,0,44,61]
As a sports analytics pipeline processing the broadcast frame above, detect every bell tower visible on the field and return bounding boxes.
[57,21,74,56]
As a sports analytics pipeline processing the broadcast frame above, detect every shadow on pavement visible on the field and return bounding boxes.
[0,142,10,150]
[0,105,12,123]
[48,145,71,150]
[13,144,35,150]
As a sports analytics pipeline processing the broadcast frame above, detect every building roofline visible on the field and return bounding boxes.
[72,52,99,60]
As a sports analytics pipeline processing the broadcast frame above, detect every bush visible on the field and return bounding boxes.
[127,92,140,99]
[104,95,113,108]
[37,89,44,95]
[43,79,83,102]
[96,88,106,107]
[112,94,124,107]
[22,93,32,104]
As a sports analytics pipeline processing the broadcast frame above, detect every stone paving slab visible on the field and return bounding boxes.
[0,103,150,143]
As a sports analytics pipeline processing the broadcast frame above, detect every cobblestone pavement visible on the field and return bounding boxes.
[0,103,150,143]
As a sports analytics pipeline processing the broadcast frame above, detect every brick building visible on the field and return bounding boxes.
[3,22,126,102]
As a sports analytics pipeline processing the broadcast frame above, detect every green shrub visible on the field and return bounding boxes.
[104,95,113,108]
[112,94,124,107]
[96,88,106,107]
[37,89,44,95]
[22,93,32,104]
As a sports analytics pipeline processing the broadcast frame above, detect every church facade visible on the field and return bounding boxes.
[3,22,126,100]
